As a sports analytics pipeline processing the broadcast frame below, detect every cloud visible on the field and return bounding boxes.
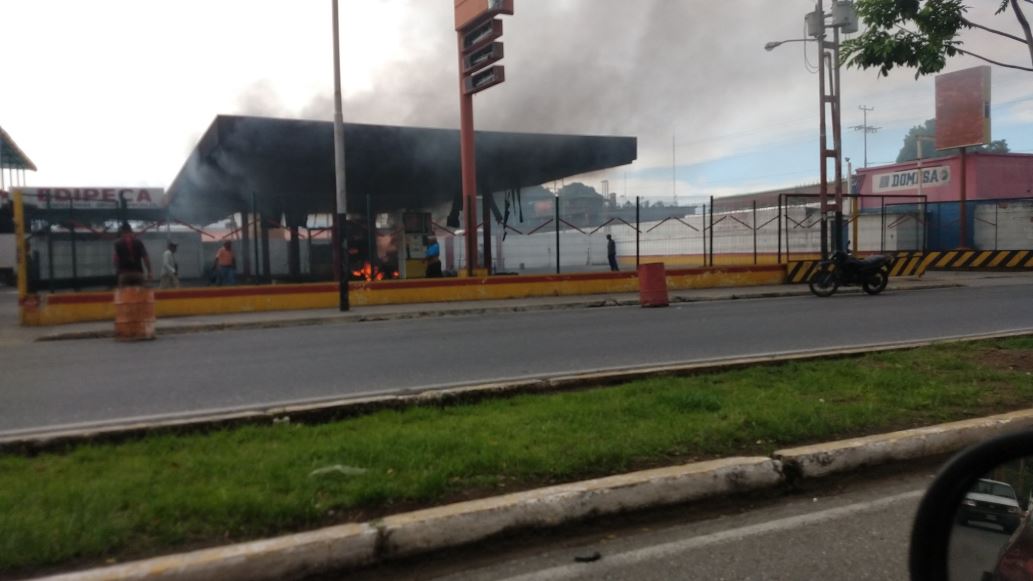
[5,0,1028,189]
[1005,99,1033,124]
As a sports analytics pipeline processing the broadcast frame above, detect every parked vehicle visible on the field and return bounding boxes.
[808,251,893,297]
[958,478,1024,534]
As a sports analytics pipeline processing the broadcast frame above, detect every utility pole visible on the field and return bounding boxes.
[331,0,350,311]
[808,0,857,260]
[851,105,880,168]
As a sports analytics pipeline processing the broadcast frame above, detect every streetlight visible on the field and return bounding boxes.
[763,39,814,51]
[331,0,349,311]
[766,0,858,261]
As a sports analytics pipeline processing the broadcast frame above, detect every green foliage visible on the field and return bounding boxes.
[843,0,1031,77]
[1,338,1031,573]
[896,118,1010,162]
[843,0,967,77]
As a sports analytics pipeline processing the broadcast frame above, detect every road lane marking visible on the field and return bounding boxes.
[497,490,925,581]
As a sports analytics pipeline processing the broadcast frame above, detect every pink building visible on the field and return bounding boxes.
[856,152,1033,208]
[855,152,1033,249]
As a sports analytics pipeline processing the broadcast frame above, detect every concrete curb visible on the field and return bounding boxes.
[32,407,1033,581]
[5,326,1031,454]
[39,523,380,581]
[378,457,783,558]
[32,281,960,342]
[33,458,783,581]
[774,409,1033,480]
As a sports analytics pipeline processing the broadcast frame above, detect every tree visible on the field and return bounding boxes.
[842,0,1033,77]
[896,118,1010,162]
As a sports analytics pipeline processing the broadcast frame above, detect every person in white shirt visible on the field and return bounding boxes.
[160,242,180,289]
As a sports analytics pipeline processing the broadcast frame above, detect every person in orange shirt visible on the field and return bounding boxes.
[213,241,237,286]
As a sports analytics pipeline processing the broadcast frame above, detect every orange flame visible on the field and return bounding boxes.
[351,261,398,282]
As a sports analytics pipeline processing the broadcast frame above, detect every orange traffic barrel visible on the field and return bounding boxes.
[114,287,156,341]
[638,263,669,308]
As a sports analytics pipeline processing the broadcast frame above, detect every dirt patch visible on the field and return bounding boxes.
[975,349,1033,375]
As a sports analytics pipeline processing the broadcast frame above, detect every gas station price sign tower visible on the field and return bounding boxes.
[454,0,514,276]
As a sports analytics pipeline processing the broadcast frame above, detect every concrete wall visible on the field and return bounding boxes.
[20,265,787,326]
[974,200,1033,250]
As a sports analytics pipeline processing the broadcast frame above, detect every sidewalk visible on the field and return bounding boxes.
[0,271,1024,345]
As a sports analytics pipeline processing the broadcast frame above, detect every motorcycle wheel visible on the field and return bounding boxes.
[862,266,889,295]
[808,266,839,298]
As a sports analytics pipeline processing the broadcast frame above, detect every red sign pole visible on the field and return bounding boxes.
[458,31,479,277]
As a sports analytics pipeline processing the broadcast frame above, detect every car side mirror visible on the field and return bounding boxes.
[911,431,1033,581]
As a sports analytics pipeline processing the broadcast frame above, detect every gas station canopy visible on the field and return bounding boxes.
[0,125,37,171]
[166,115,637,226]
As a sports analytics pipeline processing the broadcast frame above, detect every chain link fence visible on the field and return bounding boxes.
[6,188,1032,293]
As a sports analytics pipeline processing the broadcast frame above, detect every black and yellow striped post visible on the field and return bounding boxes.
[784,249,1033,284]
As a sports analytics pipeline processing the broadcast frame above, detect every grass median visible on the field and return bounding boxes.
[3,336,1033,574]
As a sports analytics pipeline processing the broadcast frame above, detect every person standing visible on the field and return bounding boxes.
[213,241,237,286]
[112,223,152,287]
[606,234,619,272]
[160,242,180,289]
[425,236,442,278]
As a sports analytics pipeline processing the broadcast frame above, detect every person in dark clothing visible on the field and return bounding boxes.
[425,236,443,278]
[112,223,151,287]
[606,234,619,272]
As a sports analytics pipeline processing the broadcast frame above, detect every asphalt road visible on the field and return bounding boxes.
[344,463,939,581]
[949,522,1014,580]
[3,279,1033,434]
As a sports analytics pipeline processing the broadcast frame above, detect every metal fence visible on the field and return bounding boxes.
[7,189,1032,293]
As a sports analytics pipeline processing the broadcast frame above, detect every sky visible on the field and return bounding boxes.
[2,0,1031,205]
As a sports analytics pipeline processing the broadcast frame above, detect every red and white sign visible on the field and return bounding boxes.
[3,187,165,209]
[871,165,952,193]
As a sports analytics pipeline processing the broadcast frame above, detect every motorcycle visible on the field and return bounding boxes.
[807,251,893,297]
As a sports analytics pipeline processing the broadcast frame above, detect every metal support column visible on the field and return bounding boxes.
[241,211,252,280]
[959,147,968,249]
[458,32,478,277]
[702,203,707,266]
[69,201,79,290]
[708,195,715,267]
[251,193,260,283]
[260,217,272,283]
[635,196,640,269]
[554,194,560,274]
[289,225,301,278]
[880,198,886,253]
[752,200,758,265]
[831,25,845,255]
[46,197,54,292]
[483,192,493,274]
[851,195,860,253]
[366,194,376,276]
